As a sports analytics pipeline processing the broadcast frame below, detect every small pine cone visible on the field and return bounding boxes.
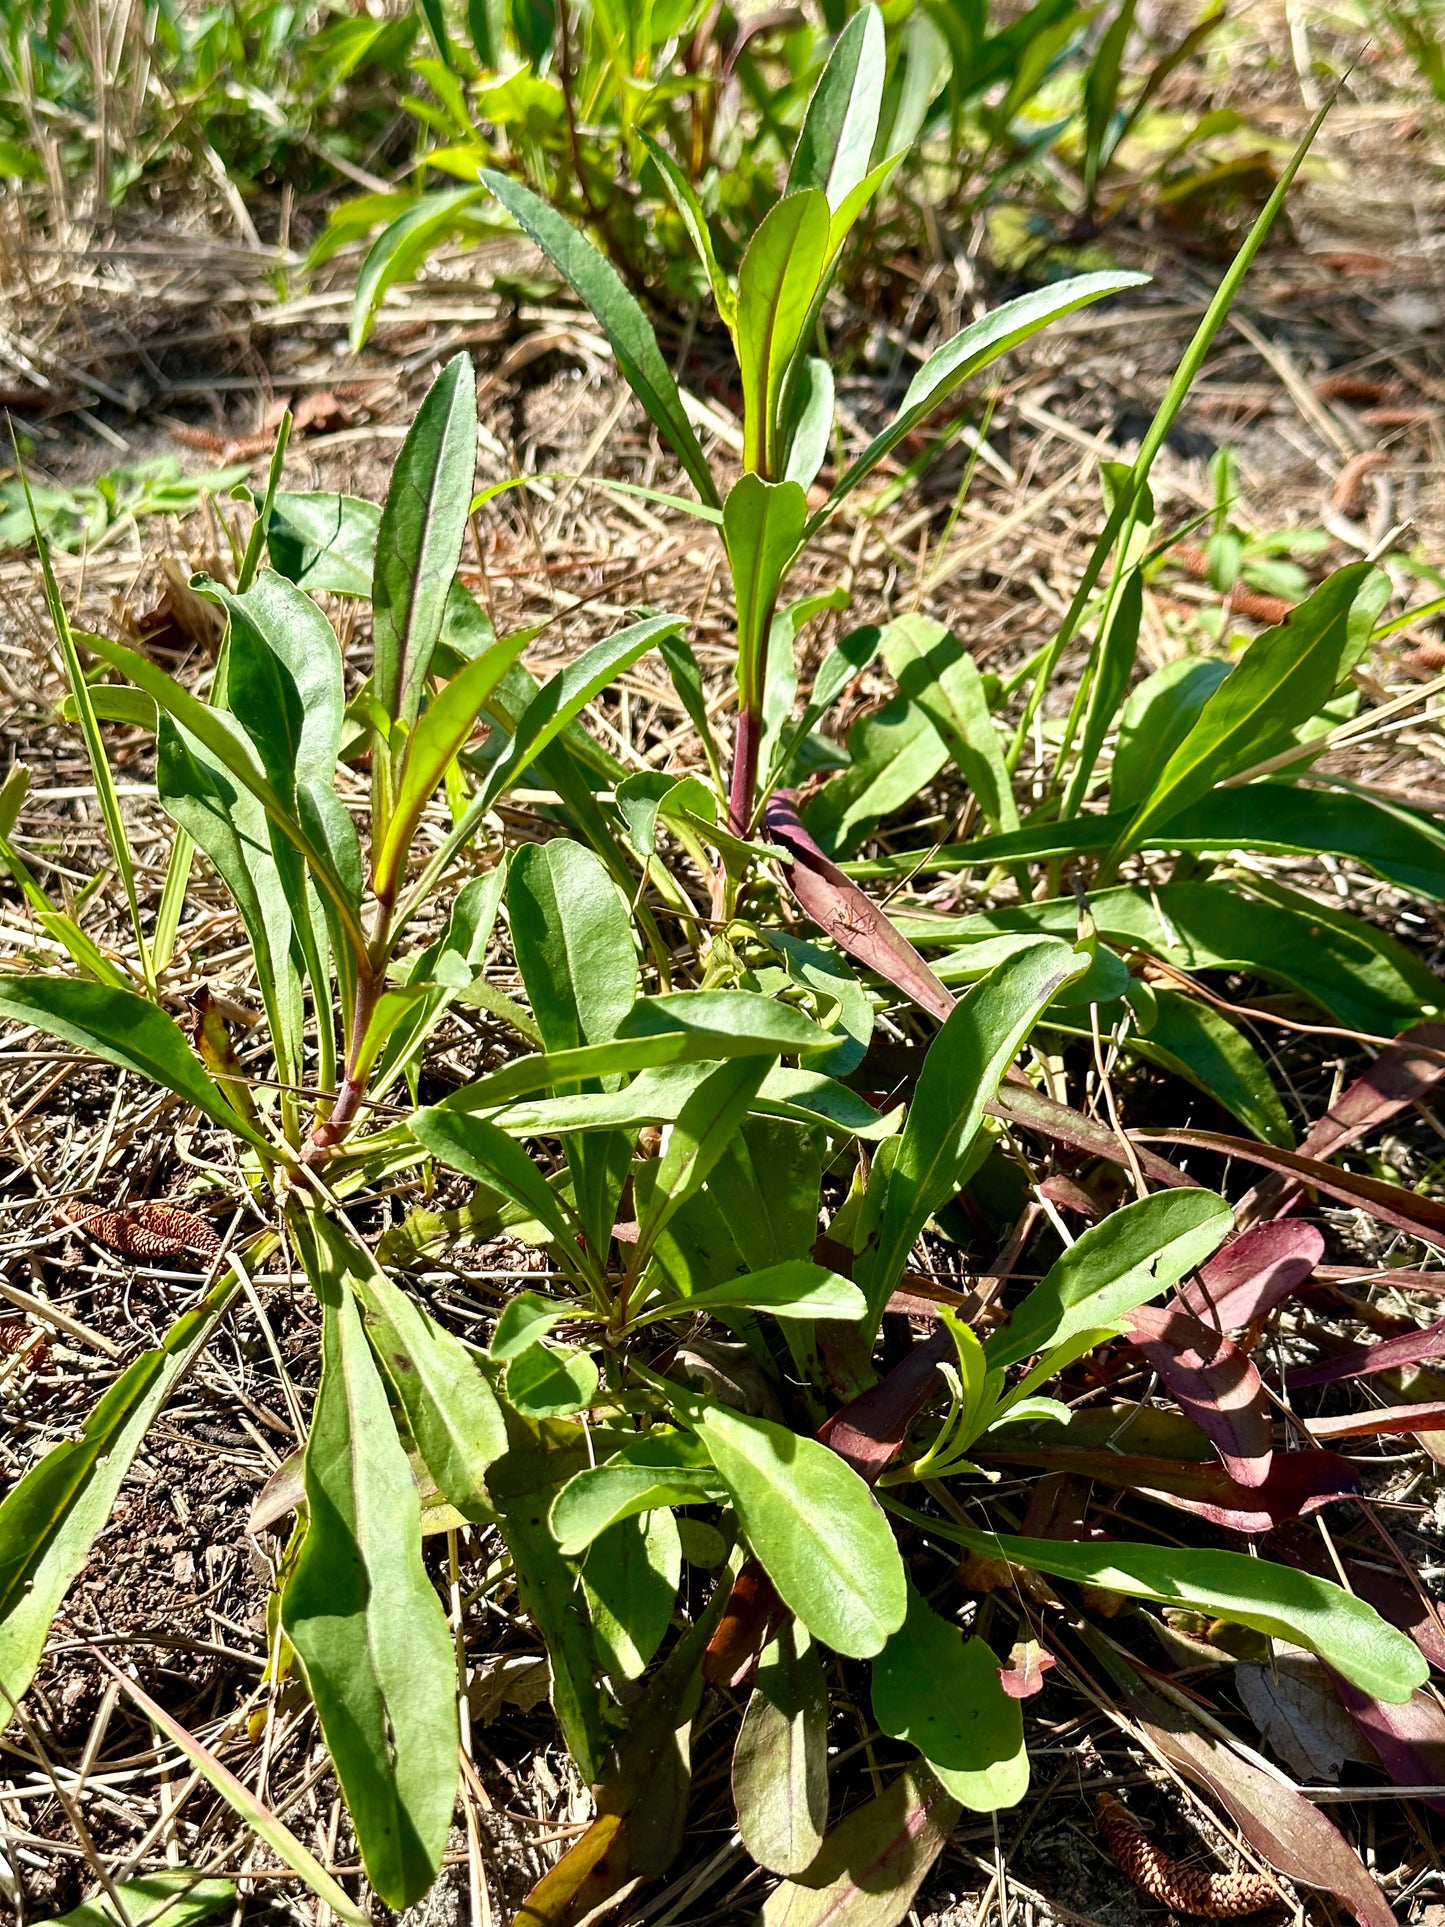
[57,1201,222,1263]
[1096,1792,1277,1918]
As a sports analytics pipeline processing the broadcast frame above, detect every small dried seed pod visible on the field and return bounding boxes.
[1096,1792,1277,1918]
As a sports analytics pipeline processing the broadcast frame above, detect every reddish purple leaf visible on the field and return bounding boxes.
[997,1639,1055,1699]
[1347,1564,1445,1673]
[1122,1671,1400,1927]
[1330,1672,1445,1817]
[994,1080,1196,1191]
[765,792,956,1023]
[1316,1265,1445,1296]
[1137,1127,1445,1242]
[1290,1313,1445,1389]
[816,1327,952,1484]
[703,1560,788,1690]
[1177,1222,1324,1330]
[978,1440,1357,1532]
[1123,1304,1273,1486]
[1039,1173,1102,1220]
[1306,1402,1445,1440]
[1240,1023,1445,1225]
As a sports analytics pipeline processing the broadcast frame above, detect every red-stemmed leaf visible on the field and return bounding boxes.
[1123,1304,1273,1486]
[1136,1128,1445,1242]
[765,791,955,1023]
[1290,1313,1445,1389]
[1177,1222,1324,1330]
[1330,1672,1445,1817]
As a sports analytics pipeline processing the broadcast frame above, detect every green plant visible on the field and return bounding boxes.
[0,456,250,555]
[2,19,1443,1927]
[0,0,415,212]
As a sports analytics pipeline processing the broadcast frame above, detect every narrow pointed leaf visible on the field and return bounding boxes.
[372,353,478,735]
[480,171,718,507]
[282,1218,458,1908]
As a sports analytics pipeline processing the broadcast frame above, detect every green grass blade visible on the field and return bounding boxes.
[1012,92,1335,773]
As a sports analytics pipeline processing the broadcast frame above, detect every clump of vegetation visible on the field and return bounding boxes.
[2,9,1445,1927]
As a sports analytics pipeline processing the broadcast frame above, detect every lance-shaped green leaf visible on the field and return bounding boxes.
[281,1232,458,1909]
[871,1586,1028,1810]
[781,357,836,493]
[201,570,346,794]
[486,1419,610,1781]
[738,191,831,476]
[551,1431,724,1556]
[810,272,1148,531]
[510,837,638,1256]
[410,1107,589,1272]
[734,1620,829,1875]
[788,3,886,206]
[372,352,478,741]
[857,941,1084,1324]
[0,1270,243,1710]
[46,1873,235,1927]
[985,1188,1232,1372]
[480,170,718,508]
[372,630,529,902]
[1116,562,1390,853]
[79,632,366,959]
[637,1260,865,1326]
[350,187,490,351]
[635,1056,774,1254]
[1110,654,1232,812]
[0,977,271,1153]
[925,1524,1427,1705]
[688,1404,906,1658]
[581,1508,681,1679]
[637,130,736,330]
[881,614,1017,832]
[725,475,808,713]
[432,990,832,1111]
[301,1212,506,1520]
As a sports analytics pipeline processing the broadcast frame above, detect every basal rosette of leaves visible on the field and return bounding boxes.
[0,15,1442,1926]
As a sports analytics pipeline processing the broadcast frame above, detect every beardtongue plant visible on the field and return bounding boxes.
[0,14,1438,1927]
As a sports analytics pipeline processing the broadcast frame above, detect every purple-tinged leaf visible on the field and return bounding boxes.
[1178,1222,1324,1330]
[1115,1664,1400,1927]
[1138,1128,1445,1242]
[1124,1304,1272,1486]
[816,1328,952,1484]
[704,1558,789,1690]
[1240,1022,1445,1224]
[759,1764,960,1927]
[997,1640,1055,1699]
[991,1079,1196,1191]
[765,792,956,1023]
[1330,1672,1445,1817]
[1306,1402,1445,1439]
[1290,1313,1445,1389]
[978,1440,1357,1533]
